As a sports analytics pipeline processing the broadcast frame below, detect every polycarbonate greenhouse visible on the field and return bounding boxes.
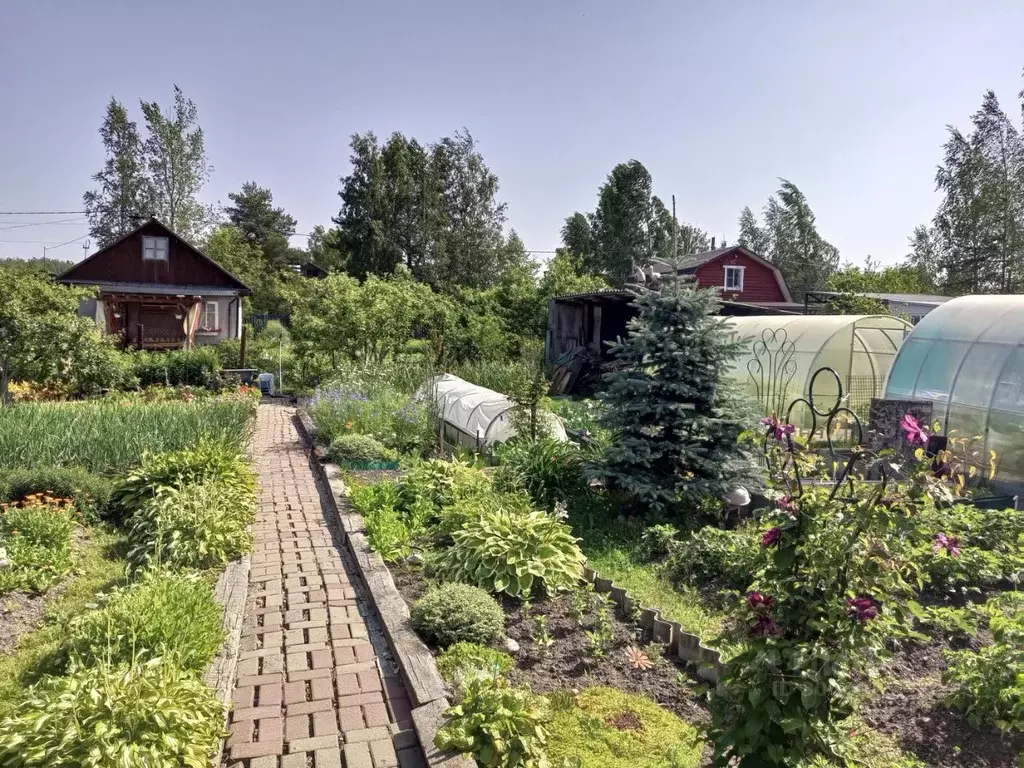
[416,374,568,450]
[726,315,912,422]
[884,295,1024,483]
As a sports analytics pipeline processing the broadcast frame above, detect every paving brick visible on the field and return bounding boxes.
[288,665,333,682]
[232,705,283,722]
[357,671,383,693]
[250,757,279,768]
[315,747,343,768]
[362,702,389,728]
[338,705,363,731]
[344,742,373,768]
[313,709,339,736]
[286,698,334,716]
[369,738,398,768]
[344,727,391,744]
[281,754,307,768]
[233,685,255,709]
[289,735,339,752]
[284,680,308,705]
[286,713,311,741]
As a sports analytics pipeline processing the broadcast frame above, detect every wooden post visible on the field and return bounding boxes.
[239,324,248,368]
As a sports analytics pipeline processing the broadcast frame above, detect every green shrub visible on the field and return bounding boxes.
[126,480,255,571]
[494,439,589,512]
[132,347,222,389]
[398,458,492,515]
[943,594,1024,732]
[437,642,514,688]
[546,687,701,768]
[328,434,398,465]
[0,498,76,594]
[411,583,506,648]
[637,523,679,562]
[365,504,414,562]
[113,440,255,522]
[65,571,223,672]
[437,507,586,599]
[0,400,253,473]
[668,524,758,592]
[0,658,225,767]
[435,676,551,768]
[0,466,115,523]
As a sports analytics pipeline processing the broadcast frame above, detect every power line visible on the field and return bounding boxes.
[0,210,86,215]
[0,217,87,230]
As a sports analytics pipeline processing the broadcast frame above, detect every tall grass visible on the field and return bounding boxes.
[0,401,253,473]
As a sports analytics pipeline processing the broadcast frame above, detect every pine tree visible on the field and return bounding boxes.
[595,274,753,515]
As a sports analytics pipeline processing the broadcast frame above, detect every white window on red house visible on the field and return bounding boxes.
[142,236,169,261]
[724,265,745,291]
[202,301,219,331]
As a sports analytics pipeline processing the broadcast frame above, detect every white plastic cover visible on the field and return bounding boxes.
[416,373,568,448]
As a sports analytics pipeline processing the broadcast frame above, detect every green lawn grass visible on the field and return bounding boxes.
[0,526,128,717]
[578,530,726,641]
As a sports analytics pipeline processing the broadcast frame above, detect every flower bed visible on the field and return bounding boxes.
[0,400,258,765]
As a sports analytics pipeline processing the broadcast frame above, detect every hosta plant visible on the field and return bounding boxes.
[126,479,255,572]
[65,570,223,672]
[435,676,552,768]
[436,506,585,599]
[0,657,225,767]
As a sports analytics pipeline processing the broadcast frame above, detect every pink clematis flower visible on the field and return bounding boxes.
[761,527,782,548]
[778,496,798,516]
[774,422,796,442]
[934,532,962,557]
[900,414,928,446]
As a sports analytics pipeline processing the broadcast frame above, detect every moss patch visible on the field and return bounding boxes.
[546,686,702,768]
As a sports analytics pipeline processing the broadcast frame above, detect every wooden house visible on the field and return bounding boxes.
[56,218,250,350]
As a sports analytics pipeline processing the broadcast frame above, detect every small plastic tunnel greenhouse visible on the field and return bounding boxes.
[416,374,568,451]
[726,315,912,423]
[884,295,1024,484]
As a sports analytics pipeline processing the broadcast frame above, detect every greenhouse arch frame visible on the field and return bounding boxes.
[883,295,1024,483]
[727,315,912,420]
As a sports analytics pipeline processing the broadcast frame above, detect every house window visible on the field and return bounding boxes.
[142,236,169,261]
[724,265,744,291]
[201,301,219,331]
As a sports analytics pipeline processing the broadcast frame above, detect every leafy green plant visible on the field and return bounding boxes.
[437,507,585,599]
[585,601,615,661]
[327,433,398,465]
[546,687,702,768]
[435,676,552,768]
[398,458,492,517]
[531,614,554,653]
[0,658,225,767]
[411,583,506,648]
[64,571,223,672]
[125,479,255,572]
[910,603,978,640]
[637,523,679,562]
[0,467,115,524]
[113,440,255,522]
[494,439,589,512]
[364,503,414,562]
[436,642,514,688]
[308,384,434,456]
[668,524,758,593]
[944,594,1024,732]
[0,496,76,595]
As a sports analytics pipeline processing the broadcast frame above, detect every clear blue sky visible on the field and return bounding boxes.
[3,1,1024,267]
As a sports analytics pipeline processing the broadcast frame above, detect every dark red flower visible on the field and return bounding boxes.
[847,595,879,623]
[900,414,928,446]
[749,614,782,638]
[747,591,776,611]
[761,527,782,548]
[934,532,961,558]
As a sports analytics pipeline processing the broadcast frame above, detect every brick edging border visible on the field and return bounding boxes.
[294,411,473,768]
[205,555,251,766]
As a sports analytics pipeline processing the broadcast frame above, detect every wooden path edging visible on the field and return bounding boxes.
[295,410,473,768]
[205,555,251,766]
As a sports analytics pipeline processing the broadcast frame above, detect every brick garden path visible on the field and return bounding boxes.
[226,404,423,768]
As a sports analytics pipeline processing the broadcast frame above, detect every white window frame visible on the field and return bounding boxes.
[200,301,219,332]
[142,236,169,261]
[724,265,745,292]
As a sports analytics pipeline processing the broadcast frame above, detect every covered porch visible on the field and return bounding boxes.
[100,292,205,350]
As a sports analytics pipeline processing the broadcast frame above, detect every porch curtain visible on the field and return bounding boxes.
[182,301,202,349]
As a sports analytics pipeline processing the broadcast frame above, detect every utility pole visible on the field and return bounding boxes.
[671,194,678,265]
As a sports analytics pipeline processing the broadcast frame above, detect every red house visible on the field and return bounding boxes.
[56,218,250,350]
[545,246,800,386]
[651,245,796,309]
